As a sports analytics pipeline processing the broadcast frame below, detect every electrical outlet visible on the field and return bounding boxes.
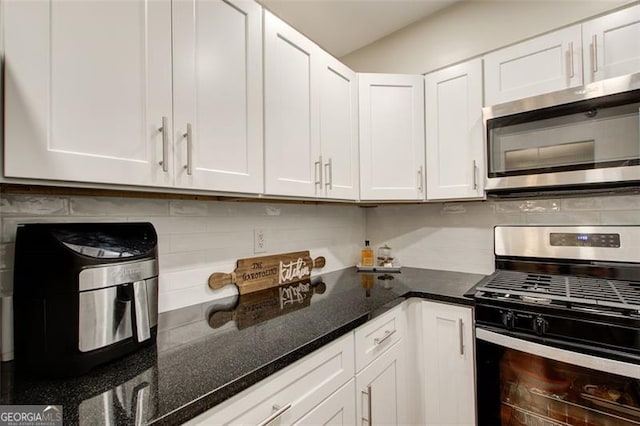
[254,228,267,254]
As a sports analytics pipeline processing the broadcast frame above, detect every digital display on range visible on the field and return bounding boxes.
[550,233,620,247]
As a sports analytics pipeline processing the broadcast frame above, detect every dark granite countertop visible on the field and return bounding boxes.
[0,267,485,425]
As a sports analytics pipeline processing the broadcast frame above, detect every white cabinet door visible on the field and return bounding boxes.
[421,301,475,426]
[359,74,425,201]
[583,4,640,84]
[319,53,359,200]
[293,379,356,425]
[356,341,407,426]
[264,11,321,197]
[4,0,173,187]
[425,58,485,201]
[484,25,582,106]
[172,0,263,193]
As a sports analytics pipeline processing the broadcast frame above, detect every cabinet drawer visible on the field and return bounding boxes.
[292,379,356,425]
[354,304,406,372]
[186,332,354,426]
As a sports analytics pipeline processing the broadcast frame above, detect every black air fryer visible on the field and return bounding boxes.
[13,222,159,377]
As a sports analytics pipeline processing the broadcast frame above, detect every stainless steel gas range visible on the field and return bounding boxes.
[474,225,640,425]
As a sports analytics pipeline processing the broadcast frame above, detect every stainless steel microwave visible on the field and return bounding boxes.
[484,72,640,193]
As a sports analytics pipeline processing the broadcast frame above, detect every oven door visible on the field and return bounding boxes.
[476,328,640,425]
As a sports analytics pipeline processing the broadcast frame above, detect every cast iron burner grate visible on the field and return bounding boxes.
[477,270,640,311]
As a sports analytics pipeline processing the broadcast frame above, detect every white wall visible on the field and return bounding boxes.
[0,194,365,313]
[367,193,640,275]
[341,0,634,74]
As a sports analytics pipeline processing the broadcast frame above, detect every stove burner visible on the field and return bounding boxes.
[477,270,640,312]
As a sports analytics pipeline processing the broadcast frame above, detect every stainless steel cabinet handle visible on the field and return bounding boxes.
[315,156,323,188]
[592,34,598,73]
[567,42,575,78]
[417,166,424,193]
[257,403,292,426]
[183,123,193,176]
[324,158,333,191]
[158,116,169,172]
[374,328,397,346]
[472,160,477,190]
[458,319,464,355]
[361,385,372,424]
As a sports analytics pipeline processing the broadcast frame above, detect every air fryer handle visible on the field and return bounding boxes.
[132,280,151,343]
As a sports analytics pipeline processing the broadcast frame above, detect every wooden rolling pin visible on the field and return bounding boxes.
[208,251,326,295]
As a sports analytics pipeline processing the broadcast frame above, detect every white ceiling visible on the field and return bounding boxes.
[259,0,460,58]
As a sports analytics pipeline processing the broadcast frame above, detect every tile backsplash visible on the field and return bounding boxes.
[366,194,640,276]
[0,194,366,314]
[1,192,639,310]
[0,191,638,360]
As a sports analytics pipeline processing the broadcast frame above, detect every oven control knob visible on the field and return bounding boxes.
[534,316,549,335]
[502,311,516,329]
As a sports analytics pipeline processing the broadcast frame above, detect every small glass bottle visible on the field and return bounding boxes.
[361,240,374,267]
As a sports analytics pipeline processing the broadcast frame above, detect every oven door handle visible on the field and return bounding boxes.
[476,328,640,379]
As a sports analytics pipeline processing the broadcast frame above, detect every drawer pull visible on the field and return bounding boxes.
[257,403,292,426]
[374,328,396,346]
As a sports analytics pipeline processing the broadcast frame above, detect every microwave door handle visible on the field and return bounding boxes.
[132,280,151,342]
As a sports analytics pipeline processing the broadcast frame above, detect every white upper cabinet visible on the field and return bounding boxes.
[4,0,174,187]
[583,4,640,84]
[4,0,263,194]
[172,0,263,194]
[425,58,485,201]
[359,74,425,201]
[318,52,360,200]
[484,25,582,106]
[264,13,359,200]
[264,11,321,198]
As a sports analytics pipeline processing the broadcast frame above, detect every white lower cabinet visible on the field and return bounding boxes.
[354,303,408,426]
[421,300,476,426]
[355,341,407,426]
[185,301,429,426]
